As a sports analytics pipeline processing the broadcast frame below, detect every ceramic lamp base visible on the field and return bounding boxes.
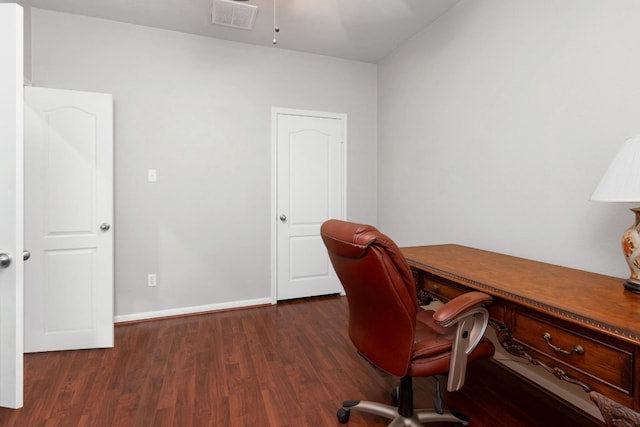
[622,208,640,292]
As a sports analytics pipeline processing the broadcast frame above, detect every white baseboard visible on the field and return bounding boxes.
[113,297,273,323]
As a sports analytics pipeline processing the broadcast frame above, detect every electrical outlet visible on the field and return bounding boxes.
[148,273,157,287]
[147,169,157,182]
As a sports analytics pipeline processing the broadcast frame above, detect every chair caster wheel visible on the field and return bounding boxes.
[337,408,350,424]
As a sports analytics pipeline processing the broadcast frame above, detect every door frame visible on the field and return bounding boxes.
[270,107,347,304]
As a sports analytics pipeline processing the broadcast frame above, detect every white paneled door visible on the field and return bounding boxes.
[24,86,114,352]
[275,110,346,300]
[0,3,24,409]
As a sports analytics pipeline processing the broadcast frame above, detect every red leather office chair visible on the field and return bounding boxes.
[321,219,495,426]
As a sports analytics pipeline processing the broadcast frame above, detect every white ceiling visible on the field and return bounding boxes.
[14,0,460,63]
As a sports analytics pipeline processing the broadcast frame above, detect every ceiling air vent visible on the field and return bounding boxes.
[212,0,258,31]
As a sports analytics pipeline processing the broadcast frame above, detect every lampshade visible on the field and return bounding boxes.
[591,135,640,202]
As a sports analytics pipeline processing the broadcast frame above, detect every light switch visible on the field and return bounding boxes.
[147,169,157,182]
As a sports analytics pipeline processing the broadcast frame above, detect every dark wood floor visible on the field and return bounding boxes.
[0,295,601,426]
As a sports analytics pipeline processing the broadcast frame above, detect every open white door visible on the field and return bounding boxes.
[0,3,24,409]
[24,86,114,352]
[274,109,346,301]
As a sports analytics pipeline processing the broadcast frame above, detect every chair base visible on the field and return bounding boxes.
[337,400,469,426]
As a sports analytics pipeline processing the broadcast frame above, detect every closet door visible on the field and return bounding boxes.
[274,109,346,301]
[24,86,114,353]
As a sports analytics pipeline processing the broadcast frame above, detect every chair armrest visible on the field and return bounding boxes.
[433,292,493,392]
[433,291,493,327]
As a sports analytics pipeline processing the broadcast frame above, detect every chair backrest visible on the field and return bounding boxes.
[320,219,418,377]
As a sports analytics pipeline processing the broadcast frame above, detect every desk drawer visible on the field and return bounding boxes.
[512,310,634,395]
[420,276,466,302]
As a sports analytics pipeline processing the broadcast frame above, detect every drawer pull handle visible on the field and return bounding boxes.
[543,332,585,356]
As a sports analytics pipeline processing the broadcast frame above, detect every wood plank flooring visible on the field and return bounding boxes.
[0,295,602,426]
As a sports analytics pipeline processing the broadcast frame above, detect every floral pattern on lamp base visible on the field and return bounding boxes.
[622,207,640,293]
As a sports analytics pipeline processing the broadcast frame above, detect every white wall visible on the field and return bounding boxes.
[378,0,640,278]
[30,9,377,319]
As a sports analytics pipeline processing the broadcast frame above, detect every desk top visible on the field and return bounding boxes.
[401,244,640,346]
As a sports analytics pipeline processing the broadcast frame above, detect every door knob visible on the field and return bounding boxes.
[279,214,287,223]
[23,250,30,261]
[100,223,111,231]
[0,253,11,268]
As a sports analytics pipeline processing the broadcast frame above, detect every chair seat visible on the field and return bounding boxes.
[410,308,495,377]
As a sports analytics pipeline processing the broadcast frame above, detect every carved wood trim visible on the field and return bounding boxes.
[590,391,640,427]
[417,288,433,306]
[489,320,593,393]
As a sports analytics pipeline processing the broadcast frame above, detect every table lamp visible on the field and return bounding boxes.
[591,134,640,293]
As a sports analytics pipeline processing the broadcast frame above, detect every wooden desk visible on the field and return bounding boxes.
[401,244,640,417]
